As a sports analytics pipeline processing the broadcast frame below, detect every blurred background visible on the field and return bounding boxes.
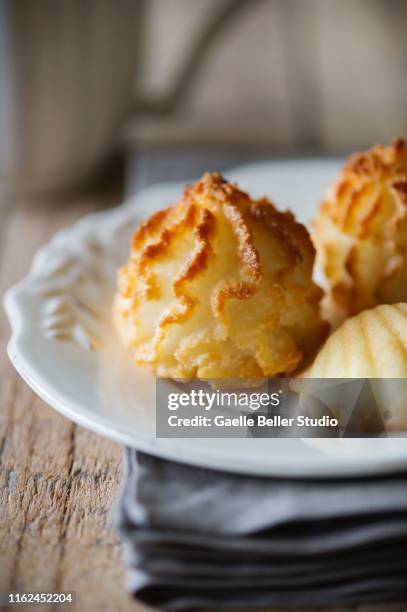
[134,0,407,151]
[0,0,406,194]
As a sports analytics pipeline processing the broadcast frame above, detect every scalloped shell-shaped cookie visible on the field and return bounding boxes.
[313,139,407,319]
[114,173,328,379]
[310,303,407,378]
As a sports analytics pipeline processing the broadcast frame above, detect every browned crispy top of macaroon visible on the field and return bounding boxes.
[115,172,326,378]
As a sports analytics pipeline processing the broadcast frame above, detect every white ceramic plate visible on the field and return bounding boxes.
[5,159,407,477]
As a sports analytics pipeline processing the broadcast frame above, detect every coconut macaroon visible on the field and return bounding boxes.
[114,173,327,379]
[313,139,407,320]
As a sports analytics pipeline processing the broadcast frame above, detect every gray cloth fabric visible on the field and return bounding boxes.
[115,449,407,610]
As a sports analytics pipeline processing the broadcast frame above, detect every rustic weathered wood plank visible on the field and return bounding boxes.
[56,427,133,612]
[0,178,147,611]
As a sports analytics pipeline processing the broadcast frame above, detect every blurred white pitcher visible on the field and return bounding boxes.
[0,0,247,192]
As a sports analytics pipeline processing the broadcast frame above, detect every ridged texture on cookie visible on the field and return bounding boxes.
[310,303,407,378]
[115,173,327,378]
[314,139,407,316]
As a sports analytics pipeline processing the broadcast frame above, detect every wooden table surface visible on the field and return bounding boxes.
[0,151,405,612]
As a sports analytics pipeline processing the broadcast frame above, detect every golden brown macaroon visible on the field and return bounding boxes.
[313,139,407,320]
[114,173,327,379]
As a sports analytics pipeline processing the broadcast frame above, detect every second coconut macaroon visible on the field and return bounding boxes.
[313,139,407,322]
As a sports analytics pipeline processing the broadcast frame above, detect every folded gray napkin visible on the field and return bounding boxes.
[115,449,407,610]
